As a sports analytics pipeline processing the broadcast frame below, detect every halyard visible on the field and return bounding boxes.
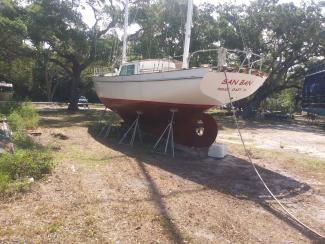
[0,105,324,243]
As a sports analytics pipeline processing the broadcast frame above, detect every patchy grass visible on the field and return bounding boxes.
[47,219,63,234]
[1,106,324,243]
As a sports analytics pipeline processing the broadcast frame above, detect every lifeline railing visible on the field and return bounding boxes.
[188,47,264,71]
[93,47,265,76]
[93,66,117,76]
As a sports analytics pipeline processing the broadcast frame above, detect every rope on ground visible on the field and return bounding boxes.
[223,71,325,240]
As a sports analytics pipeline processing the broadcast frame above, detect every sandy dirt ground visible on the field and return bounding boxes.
[0,107,324,243]
[217,122,325,159]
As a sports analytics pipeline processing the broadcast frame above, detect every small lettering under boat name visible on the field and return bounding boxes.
[217,87,247,92]
[217,79,253,92]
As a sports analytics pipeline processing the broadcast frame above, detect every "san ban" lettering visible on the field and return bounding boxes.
[221,79,253,86]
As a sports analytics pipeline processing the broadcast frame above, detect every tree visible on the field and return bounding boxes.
[215,0,324,116]
[130,0,323,116]
[26,0,120,111]
[30,48,68,102]
[0,0,27,63]
[129,0,219,62]
[0,0,34,96]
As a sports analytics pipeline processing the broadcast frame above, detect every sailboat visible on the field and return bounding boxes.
[93,0,267,148]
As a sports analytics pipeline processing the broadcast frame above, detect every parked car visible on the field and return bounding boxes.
[78,96,89,108]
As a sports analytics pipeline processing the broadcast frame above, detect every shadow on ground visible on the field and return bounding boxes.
[87,124,324,242]
[37,108,323,241]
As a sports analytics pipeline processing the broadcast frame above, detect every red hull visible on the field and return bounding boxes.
[100,97,218,147]
[100,97,214,123]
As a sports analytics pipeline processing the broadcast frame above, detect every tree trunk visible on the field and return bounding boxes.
[49,80,59,102]
[68,65,81,111]
[44,60,52,102]
[240,76,279,118]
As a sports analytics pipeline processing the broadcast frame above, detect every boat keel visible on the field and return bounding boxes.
[174,113,218,148]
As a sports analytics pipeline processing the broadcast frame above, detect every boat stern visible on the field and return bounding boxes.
[200,70,267,104]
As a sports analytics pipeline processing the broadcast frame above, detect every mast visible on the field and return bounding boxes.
[122,0,129,64]
[182,0,193,69]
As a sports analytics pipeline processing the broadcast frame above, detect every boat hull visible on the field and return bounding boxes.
[93,68,267,147]
[94,68,266,108]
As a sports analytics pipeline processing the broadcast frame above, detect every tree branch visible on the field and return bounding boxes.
[49,58,72,75]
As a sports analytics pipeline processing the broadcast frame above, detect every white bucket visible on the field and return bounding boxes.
[208,143,227,158]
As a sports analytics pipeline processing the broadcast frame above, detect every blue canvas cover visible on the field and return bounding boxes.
[302,70,325,116]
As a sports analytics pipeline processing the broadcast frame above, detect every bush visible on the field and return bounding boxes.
[18,102,39,129]
[7,101,39,132]
[12,132,39,149]
[0,172,10,192]
[0,149,52,181]
[0,102,50,195]
[8,111,25,132]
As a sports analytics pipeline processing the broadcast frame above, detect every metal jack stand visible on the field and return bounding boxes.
[97,123,112,139]
[119,111,143,147]
[96,107,112,138]
[153,109,177,157]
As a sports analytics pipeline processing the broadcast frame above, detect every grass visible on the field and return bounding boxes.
[47,219,63,234]
[0,102,53,196]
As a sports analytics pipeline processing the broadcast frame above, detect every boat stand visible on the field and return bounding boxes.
[96,107,113,138]
[153,109,177,157]
[97,123,112,139]
[119,111,143,147]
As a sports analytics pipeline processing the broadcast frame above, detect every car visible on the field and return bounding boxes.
[78,96,89,109]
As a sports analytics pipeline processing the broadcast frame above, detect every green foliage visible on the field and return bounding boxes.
[0,147,52,195]
[0,149,52,181]
[264,89,296,113]
[8,111,25,132]
[130,0,220,62]
[25,0,120,110]
[0,0,27,58]
[7,102,39,131]
[18,102,39,129]
[0,102,50,196]
[0,0,324,111]
[219,1,324,116]
[0,0,32,93]
[12,131,38,150]
[0,171,10,192]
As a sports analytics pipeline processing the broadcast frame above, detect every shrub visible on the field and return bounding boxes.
[12,131,40,149]
[0,149,52,181]
[0,172,10,192]
[7,101,39,132]
[8,111,25,132]
[18,102,39,129]
[0,101,48,195]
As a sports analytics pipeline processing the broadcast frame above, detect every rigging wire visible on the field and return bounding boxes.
[237,19,248,51]
[223,71,325,240]
[110,32,118,65]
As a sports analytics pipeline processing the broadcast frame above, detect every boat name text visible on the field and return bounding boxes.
[221,79,253,86]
